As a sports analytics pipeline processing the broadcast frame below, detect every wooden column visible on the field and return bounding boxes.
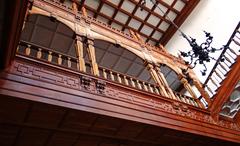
[146,63,169,98]
[193,79,212,107]
[22,1,33,30]
[87,39,99,76]
[75,35,86,72]
[155,66,177,100]
[180,77,204,108]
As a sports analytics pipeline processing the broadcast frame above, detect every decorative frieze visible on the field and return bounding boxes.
[7,60,240,131]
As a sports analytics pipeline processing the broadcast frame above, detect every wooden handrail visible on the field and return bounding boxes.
[17,40,200,107]
[203,21,240,97]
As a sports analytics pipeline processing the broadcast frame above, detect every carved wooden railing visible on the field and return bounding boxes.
[17,40,201,108]
[204,22,240,97]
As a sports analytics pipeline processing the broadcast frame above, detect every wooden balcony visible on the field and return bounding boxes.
[0,40,240,145]
[0,0,240,145]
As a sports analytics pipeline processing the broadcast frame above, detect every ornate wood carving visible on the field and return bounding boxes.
[1,59,240,134]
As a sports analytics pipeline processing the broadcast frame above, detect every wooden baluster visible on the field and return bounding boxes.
[37,48,42,59]
[233,38,240,46]
[148,84,153,93]
[154,86,160,94]
[48,51,52,62]
[205,84,214,95]
[228,47,237,56]
[189,98,195,106]
[124,76,129,85]
[210,78,218,88]
[224,55,232,64]
[57,54,62,65]
[192,99,198,107]
[222,60,231,68]
[102,69,107,79]
[142,82,148,91]
[25,45,31,55]
[130,78,135,88]
[179,94,184,101]
[217,67,225,76]
[67,57,71,68]
[136,80,142,90]
[110,71,114,81]
[214,70,223,80]
[226,51,235,60]
[117,74,122,83]
[219,62,228,72]
[213,74,221,83]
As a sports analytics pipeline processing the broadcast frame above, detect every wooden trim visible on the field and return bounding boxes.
[210,56,240,120]
[1,59,240,143]
[159,0,200,46]
[0,0,28,69]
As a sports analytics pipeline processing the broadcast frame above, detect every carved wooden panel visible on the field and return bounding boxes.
[5,59,239,132]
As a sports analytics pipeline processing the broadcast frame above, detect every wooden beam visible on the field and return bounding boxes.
[0,0,28,69]
[159,0,200,46]
[210,56,240,121]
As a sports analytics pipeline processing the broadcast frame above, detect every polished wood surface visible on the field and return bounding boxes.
[0,57,240,144]
[0,95,239,146]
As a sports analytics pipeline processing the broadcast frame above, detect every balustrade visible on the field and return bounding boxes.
[17,40,202,108]
[204,22,240,97]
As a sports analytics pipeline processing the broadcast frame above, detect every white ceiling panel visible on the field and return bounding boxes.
[115,11,129,24]
[108,0,121,5]
[174,0,185,11]
[100,4,115,17]
[167,11,177,21]
[141,25,153,36]
[147,14,160,27]
[85,0,100,9]
[121,0,135,13]
[159,21,170,31]
[135,7,148,20]
[152,31,162,40]
[163,0,175,6]
[154,4,168,16]
[128,18,142,30]
[145,0,154,9]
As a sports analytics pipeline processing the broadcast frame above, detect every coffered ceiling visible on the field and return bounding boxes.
[72,0,200,46]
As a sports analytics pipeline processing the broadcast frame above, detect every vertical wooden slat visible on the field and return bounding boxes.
[47,51,52,62]
[130,78,135,88]
[37,48,42,59]
[110,71,115,81]
[136,80,142,90]
[103,69,107,79]
[124,76,129,86]
[67,57,71,68]
[25,45,31,55]
[117,73,122,83]
[58,54,62,65]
